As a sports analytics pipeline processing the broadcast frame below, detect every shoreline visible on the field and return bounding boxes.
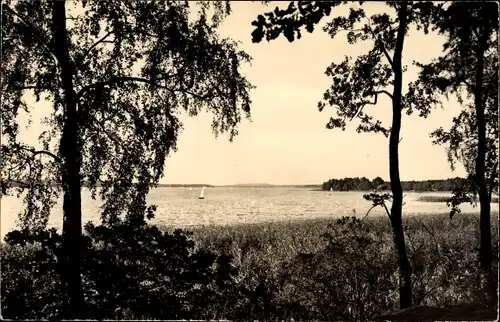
[3,210,499,235]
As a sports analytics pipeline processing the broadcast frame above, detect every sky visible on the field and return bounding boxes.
[16,1,468,186]
[161,1,467,185]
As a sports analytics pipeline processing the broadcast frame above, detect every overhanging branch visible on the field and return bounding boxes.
[75,31,115,69]
[31,150,62,163]
[367,23,394,67]
[376,90,393,99]
[16,145,61,163]
[9,85,52,92]
[76,75,211,104]
[350,90,392,121]
[461,79,474,92]
[90,113,122,148]
[76,76,175,101]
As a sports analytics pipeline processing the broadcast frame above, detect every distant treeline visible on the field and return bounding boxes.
[157,184,214,188]
[226,184,320,188]
[321,177,471,192]
[5,181,319,189]
[4,181,215,188]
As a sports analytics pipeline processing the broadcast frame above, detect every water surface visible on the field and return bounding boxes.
[1,187,497,237]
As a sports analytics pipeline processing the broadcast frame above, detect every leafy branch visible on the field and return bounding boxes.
[363,192,393,220]
[74,30,115,69]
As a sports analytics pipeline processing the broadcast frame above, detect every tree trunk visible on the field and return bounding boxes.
[389,3,412,309]
[474,30,493,302]
[51,1,84,318]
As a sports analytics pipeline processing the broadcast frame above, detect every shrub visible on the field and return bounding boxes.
[278,216,398,321]
[1,228,65,319]
[1,218,238,320]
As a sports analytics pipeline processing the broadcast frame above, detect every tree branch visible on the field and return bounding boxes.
[376,90,393,99]
[367,23,394,67]
[76,75,211,105]
[9,85,52,92]
[382,202,391,219]
[461,79,474,92]
[76,76,173,101]
[379,39,394,67]
[75,31,114,68]
[31,150,61,163]
[350,94,378,121]
[361,205,376,221]
[18,146,61,163]
[5,6,59,66]
[90,113,122,149]
[350,90,392,121]
[7,180,30,188]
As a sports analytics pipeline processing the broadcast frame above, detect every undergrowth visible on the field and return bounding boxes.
[1,212,498,321]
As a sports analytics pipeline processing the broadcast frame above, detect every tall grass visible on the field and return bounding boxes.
[2,212,498,320]
[417,195,499,203]
[184,212,499,320]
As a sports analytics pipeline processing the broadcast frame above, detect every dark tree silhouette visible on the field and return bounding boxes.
[251,1,436,309]
[410,2,498,300]
[321,177,471,192]
[372,176,385,188]
[1,0,252,318]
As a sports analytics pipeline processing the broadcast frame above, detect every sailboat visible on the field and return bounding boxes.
[198,187,205,199]
[330,187,333,192]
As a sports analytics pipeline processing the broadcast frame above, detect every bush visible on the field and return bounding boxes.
[1,218,238,320]
[1,228,65,319]
[277,217,398,321]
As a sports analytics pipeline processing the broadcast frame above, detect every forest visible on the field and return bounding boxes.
[321,176,475,192]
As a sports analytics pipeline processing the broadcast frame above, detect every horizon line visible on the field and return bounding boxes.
[158,176,468,186]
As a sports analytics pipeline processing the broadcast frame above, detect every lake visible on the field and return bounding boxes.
[1,187,498,237]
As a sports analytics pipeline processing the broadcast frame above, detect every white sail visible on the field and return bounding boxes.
[198,187,205,199]
[330,187,333,192]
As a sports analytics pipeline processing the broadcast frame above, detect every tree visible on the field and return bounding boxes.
[1,0,252,318]
[411,2,498,300]
[251,1,434,309]
[372,176,385,187]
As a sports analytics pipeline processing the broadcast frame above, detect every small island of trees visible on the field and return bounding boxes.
[321,176,473,192]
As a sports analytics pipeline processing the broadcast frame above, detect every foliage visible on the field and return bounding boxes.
[250,1,441,309]
[1,216,238,320]
[1,228,65,319]
[2,1,253,316]
[313,2,435,133]
[3,213,498,320]
[1,0,252,228]
[408,2,498,290]
[321,176,471,192]
[251,1,342,43]
[410,2,499,216]
[280,217,398,321]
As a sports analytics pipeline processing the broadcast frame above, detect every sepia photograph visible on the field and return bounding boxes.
[1,0,498,320]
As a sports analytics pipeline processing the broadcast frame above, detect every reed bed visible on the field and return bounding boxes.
[3,211,498,321]
[417,195,499,203]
